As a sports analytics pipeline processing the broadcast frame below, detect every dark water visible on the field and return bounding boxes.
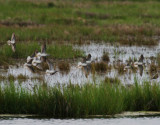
[0,116,160,125]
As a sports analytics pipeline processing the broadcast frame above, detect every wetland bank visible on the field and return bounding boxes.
[1,0,160,123]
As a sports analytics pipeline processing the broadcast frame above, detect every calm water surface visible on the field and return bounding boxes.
[0,117,160,125]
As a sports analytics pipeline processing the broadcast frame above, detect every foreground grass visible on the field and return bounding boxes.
[0,80,160,117]
[0,0,160,45]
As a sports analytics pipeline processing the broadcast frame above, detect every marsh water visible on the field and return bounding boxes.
[1,43,160,124]
[0,43,160,88]
[1,116,160,125]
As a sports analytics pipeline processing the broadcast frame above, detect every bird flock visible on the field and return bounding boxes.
[7,33,57,75]
[7,33,159,79]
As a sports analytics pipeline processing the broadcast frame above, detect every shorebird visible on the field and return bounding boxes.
[7,33,16,52]
[138,65,143,76]
[134,54,144,67]
[77,54,92,68]
[124,60,132,71]
[46,59,58,75]
[32,56,42,70]
[40,42,47,62]
[27,50,38,63]
[86,54,92,63]
[24,58,35,73]
[36,42,49,61]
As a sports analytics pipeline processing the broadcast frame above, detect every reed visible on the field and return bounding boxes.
[102,52,110,63]
[91,62,111,73]
[0,80,160,117]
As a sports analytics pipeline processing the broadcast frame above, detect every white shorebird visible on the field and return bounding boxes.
[24,58,35,73]
[124,62,131,71]
[134,54,144,67]
[7,33,16,52]
[46,59,57,75]
[36,42,49,61]
[40,42,48,62]
[27,50,38,63]
[77,54,92,68]
[32,56,42,70]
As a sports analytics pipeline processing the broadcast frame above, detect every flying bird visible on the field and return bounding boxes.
[46,59,58,75]
[7,33,16,52]
[24,58,35,73]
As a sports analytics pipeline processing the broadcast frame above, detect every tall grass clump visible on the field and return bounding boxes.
[91,62,111,73]
[102,52,110,63]
[58,61,70,74]
[1,80,160,117]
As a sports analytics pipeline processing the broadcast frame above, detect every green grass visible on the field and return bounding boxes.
[0,80,160,117]
[0,42,83,65]
[0,0,160,45]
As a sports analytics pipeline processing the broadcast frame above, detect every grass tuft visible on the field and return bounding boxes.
[58,61,70,74]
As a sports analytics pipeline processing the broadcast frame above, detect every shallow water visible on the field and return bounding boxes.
[0,43,160,86]
[0,116,160,125]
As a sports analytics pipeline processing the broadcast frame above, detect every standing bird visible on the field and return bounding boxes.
[77,54,92,68]
[46,59,58,75]
[7,33,16,52]
[134,54,144,67]
[86,54,92,63]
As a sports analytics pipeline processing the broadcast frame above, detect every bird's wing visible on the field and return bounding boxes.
[27,58,33,64]
[41,43,46,53]
[51,71,58,75]
[7,40,11,45]
[138,65,143,76]
[31,52,36,58]
[11,44,16,52]
[41,56,46,62]
[27,65,35,73]
[35,63,43,70]
[11,33,16,42]
[46,59,53,70]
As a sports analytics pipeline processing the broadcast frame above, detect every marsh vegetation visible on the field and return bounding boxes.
[0,81,160,117]
[0,0,160,119]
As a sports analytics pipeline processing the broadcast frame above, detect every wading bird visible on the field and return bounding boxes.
[134,54,144,67]
[78,54,92,68]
